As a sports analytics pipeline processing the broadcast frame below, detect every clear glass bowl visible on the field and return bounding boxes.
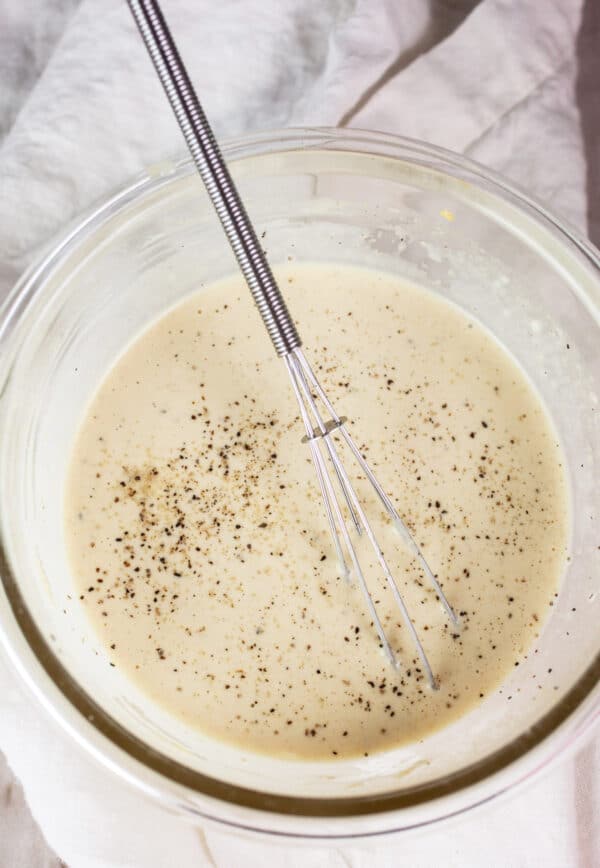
[0,128,598,839]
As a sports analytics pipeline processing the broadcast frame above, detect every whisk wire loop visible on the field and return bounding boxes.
[287,349,454,689]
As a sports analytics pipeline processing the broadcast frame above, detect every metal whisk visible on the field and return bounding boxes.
[127,0,459,688]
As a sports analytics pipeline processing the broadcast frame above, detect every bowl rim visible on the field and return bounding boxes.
[0,125,598,838]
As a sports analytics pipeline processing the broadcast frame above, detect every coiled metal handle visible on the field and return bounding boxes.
[127,0,301,357]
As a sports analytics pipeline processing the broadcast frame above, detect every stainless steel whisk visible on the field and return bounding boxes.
[127,0,459,688]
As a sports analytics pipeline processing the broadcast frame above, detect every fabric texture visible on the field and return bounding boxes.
[0,0,598,865]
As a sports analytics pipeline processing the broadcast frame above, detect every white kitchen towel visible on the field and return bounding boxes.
[0,0,598,866]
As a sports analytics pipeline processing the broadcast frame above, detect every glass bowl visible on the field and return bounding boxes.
[0,128,598,840]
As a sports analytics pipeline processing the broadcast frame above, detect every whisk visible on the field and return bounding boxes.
[127,0,459,688]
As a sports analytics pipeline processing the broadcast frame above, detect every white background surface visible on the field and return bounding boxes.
[0,1,598,865]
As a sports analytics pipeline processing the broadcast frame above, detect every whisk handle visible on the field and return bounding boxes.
[127,0,301,357]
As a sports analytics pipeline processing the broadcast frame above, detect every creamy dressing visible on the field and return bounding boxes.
[65,264,569,760]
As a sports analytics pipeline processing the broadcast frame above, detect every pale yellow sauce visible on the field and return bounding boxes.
[65,264,569,760]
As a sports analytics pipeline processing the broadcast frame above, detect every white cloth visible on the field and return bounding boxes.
[0,0,598,865]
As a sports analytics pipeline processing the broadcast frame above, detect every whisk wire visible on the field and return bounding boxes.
[286,353,398,668]
[288,349,444,688]
[284,355,349,579]
[295,348,459,629]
